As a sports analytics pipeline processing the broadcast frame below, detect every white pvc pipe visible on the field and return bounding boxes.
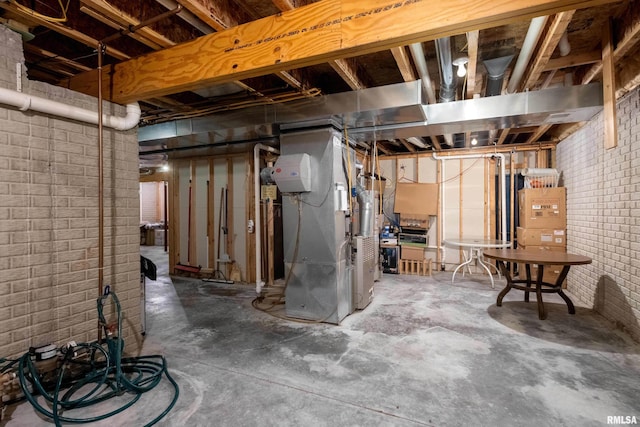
[432,152,507,244]
[0,86,140,130]
[409,43,436,104]
[506,16,548,94]
[254,143,280,294]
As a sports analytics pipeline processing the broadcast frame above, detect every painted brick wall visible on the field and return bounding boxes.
[0,27,141,358]
[556,86,640,340]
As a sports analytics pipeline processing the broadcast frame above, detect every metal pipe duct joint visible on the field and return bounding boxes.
[435,38,456,103]
[354,182,374,237]
[483,55,514,97]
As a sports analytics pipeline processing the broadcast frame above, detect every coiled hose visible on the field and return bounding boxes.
[16,291,179,426]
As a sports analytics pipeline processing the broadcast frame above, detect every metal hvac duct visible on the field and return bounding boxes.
[138,81,604,155]
[435,38,456,103]
[483,55,515,97]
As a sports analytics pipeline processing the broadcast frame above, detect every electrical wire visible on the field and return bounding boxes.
[9,0,70,23]
[14,292,179,427]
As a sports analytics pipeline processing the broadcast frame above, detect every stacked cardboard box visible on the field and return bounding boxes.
[517,187,567,285]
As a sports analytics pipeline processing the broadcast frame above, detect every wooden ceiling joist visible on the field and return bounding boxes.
[602,16,617,149]
[398,138,417,152]
[524,124,552,144]
[390,46,417,82]
[272,0,368,90]
[24,44,92,72]
[330,58,367,90]
[67,0,620,104]
[496,129,510,145]
[521,10,575,90]
[175,0,237,32]
[0,1,130,61]
[543,50,601,71]
[80,0,177,49]
[582,3,640,84]
[465,30,479,99]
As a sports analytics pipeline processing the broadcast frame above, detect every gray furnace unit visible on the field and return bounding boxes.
[275,126,353,324]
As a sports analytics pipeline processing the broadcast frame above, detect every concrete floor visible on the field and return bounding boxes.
[5,246,640,426]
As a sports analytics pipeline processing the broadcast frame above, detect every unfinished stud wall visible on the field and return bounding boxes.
[556,86,640,341]
[0,26,141,358]
[171,156,249,281]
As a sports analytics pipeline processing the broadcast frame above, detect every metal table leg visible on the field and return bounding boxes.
[451,248,474,284]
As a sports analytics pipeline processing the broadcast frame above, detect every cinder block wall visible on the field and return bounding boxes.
[556,86,640,340]
[0,27,141,358]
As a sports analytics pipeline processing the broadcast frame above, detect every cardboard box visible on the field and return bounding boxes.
[400,246,425,261]
[517,227,566,247]
[518,187,566,229]
[394,183,438,216]
[517,244,566,287]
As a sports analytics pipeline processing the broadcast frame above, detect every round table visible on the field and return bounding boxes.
[443,239,511,288]
[483,248,592,320]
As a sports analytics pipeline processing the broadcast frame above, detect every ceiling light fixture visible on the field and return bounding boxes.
[453,57,469,78]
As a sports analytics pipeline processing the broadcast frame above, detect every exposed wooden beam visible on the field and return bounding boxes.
[175,0,238,31]
[549,121,586,140]
[524,124,552,144]
[272,0,368,90]
[376,142,391,156]
[616,54,640,97]
[80,0,176,49]
[540,69,557,89]
[543,50,601,71]
[582,3,640,84]
[0,1,129,60]
[391,46,417,81]
[521,11,575,90]
[399,138,417,152]
[67,0,620,103]
[429,136,442,151]
[602,17,617,149]
[426,141,557,156]
[329,57,367,89]
[24,44,92,72]
[497,128,510,145]
[465,30,479,99]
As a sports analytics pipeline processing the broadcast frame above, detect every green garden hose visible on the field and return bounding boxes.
[15,291,179,426]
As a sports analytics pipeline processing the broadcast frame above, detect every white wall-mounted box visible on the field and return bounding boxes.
[272,153,312,193]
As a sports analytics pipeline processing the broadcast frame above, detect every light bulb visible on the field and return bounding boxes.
[456,63,467,78]
[471,138,478,146]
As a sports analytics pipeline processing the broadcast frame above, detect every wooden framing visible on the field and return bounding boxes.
[390,46,417,82]
[602,17,618,150]
[465,30,479,99]
[207,159,216,270]
[66,0,620,103]
[226,158,235,278]
[245,153,256,283]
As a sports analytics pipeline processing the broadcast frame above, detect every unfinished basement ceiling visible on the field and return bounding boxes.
[2,0,640,161]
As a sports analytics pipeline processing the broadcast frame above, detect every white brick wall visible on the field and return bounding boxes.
[557,86,640,340]
[0,26,141,358]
